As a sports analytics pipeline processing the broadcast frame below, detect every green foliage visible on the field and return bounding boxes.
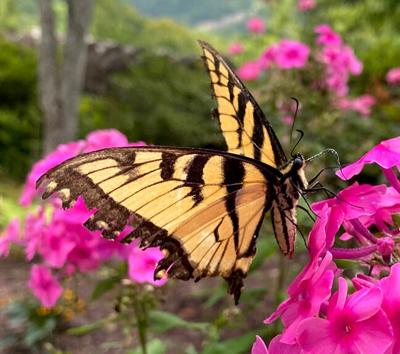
[80,52,223,148]
[0,37,36,106]
[0,172,25,228]
[0,0,37,32]
[0,300,59,351]
[0,37,40,180]
[92,0,198,55]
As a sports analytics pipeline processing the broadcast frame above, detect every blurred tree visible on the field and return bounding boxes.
[37,0,93,153]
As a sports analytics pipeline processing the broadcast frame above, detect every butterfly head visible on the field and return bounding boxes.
[292,153,305,171]
[280,153,308,191]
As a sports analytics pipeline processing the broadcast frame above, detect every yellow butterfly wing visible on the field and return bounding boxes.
[199,41,287,168]
[37,147,278,302]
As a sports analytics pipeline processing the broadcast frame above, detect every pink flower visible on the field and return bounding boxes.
[128,246,167,286]
[265,253,335,343]
[251,335,302,354]
[337,137,400,180]
[386,67,400,85]
[308,204,342,259]
[268,335,302,353]
[282,115,294,126]
[84,129,129,152]
[342,46,363,75]
[237,61,262,80]
[39,228,76,268]
[274,40,310,69]
[297,278,393,354]
[28,265,62,307]
[24,209,46,261]
[351,95,376,116]
[313,183,386,225]
[252,336,269,354]
[318,43,362,97]
[246,17,266,33]
[298,0,316,12]
[315,24,341,46]
[379,264,400,353]
[0,218,20,257]
[228,42,244,55]
[259,44,279,69]
[337,94,376,117]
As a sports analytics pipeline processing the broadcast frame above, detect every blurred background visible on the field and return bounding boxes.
[0,0,399,353]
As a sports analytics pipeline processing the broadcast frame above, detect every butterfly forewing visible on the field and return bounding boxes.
[199,40,287,168]
[37,147,277,303]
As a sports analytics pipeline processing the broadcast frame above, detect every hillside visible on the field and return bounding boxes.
[128,0,261,32]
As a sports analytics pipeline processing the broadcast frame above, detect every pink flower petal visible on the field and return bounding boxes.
[251,336,269,354]
[128,246,167,286]
[246,17,266,33]
[337,137,400,180]
[297,318,339,354]
[275,39,310,69]
[386,67,400,85]
[228,42,244,55]
[348,311,393,354]
[237,61,262,80]
[28,265,62,308]
[346,286,382,322]
[268,335,302,354]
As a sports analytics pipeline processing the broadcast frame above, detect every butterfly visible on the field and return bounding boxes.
[37,41,308,304]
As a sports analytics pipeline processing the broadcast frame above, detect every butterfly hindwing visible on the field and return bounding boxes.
[199,40,287,168]
[37,147,277,302]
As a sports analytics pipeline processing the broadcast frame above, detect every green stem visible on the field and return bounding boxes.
[133,293,148,354]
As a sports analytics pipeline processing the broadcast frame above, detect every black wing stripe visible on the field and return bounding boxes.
[160,152,177,180]
[223,158,245,250]
[184,154,210,206]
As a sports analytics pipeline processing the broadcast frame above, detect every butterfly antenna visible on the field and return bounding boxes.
[289,97,300,143]
[290,129,304,157]
[306,148,340,165]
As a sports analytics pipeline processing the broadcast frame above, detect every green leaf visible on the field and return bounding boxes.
[201,331,257,354]
[66,315,114,336]
[185,345,198,354]
[149,310,209,333]
[25,317,57,347]
[91,275,121,300]
[128,339,166,354]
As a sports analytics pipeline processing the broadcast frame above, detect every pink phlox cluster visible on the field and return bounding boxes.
[228,42,244,55]
[297,278,393,354]
[237,60,263,80]
[265,252,336,344]
[336,94,376,117]
[28,265,63,308]
[246,17,266,33]
[260,40,310,70]
[297,0,316,12]
[238,39,310,81]
[315,24,363,97]
[254,137,400,353]
[0,218,21,257]
[386,67,400,85]
[1,130,165,308]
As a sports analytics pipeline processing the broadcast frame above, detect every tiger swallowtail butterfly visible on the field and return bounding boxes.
[37,41,308,304]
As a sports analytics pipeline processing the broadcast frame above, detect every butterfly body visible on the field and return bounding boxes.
[37,42,309,303]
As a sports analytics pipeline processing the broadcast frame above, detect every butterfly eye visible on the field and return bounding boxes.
[293,156,304,169]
